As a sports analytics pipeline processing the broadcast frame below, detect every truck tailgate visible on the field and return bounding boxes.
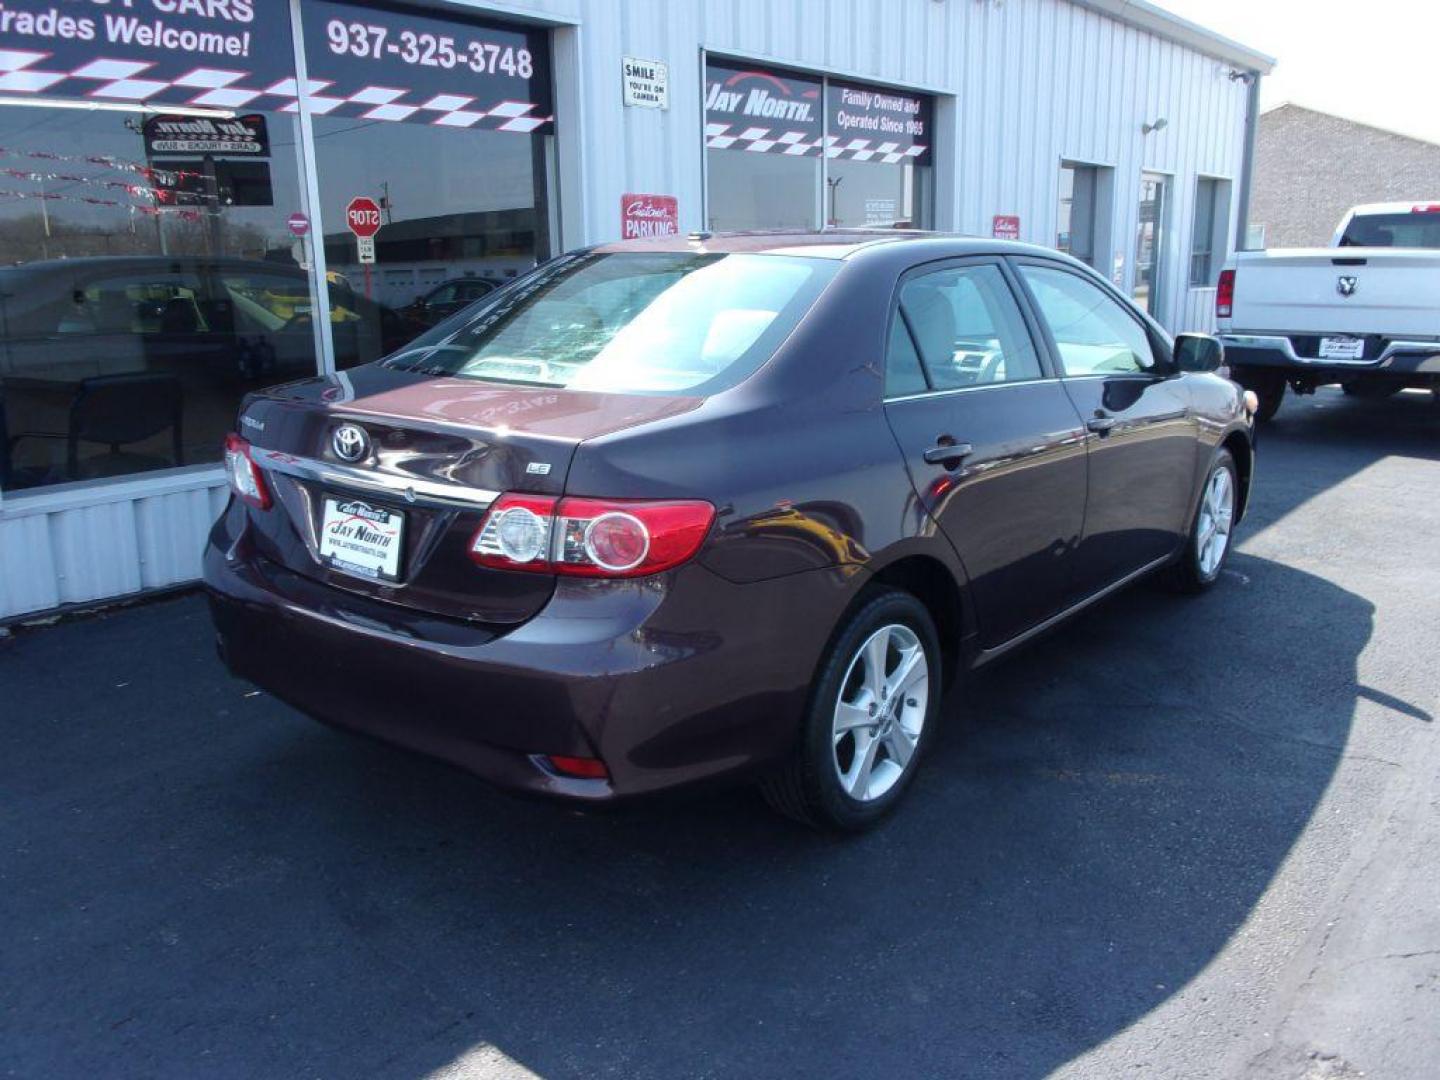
[1229,248,1440,338]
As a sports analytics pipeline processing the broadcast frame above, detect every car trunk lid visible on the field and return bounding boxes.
[236,365,700,626]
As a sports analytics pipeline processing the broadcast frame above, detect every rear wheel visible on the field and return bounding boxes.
[1168,449,1238,594]
[1233,368,1284,423]
[761,588,941,831]
[1341,378,1400,399]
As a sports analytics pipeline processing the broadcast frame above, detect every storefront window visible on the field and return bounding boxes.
[823,80,933,229]
[301,1,554,368]
[705,60,934,233]
[0,0,314,492]
[705,61,822,231]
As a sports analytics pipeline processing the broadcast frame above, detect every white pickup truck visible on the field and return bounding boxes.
[1216,202,1440,421]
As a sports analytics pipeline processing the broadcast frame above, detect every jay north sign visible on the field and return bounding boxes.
[704,61,822,134]
[704,60,932,163]
[143,114,269,157]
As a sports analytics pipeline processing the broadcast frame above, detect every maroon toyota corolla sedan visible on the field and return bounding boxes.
[206,231,1254,829]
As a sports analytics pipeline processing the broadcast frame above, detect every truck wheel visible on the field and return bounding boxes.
[1341,379,1400,399]
[1234,369,1284,423]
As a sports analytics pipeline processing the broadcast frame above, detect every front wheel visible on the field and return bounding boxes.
[761,589,942,831]
[1168,449,1238,594]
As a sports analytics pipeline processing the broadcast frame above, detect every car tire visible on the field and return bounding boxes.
[1341,379,1400,399]
[1233,368,1284,423]
[761,588,942,832]
[1169,448,1239,594]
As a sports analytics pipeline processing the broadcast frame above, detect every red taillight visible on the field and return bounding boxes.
[1216,269,1235,318]
[469,493,715,578]
[545,755,609,780]
[223,433,271,510]
[1412,203,1440,213]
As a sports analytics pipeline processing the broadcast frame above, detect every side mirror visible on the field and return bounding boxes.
[1174,332,1224,373]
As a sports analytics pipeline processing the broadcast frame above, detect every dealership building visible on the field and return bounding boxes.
[0,0,1271,621]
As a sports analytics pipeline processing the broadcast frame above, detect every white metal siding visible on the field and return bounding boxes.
[0,0,1256,619]
[0,476,228,619]
[1181,288,1220,334]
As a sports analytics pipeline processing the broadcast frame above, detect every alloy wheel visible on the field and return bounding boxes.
[831,624,930,802]
[1195,465,1235,577]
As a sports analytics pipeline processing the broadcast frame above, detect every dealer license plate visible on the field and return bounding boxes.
[1318,336,1365,361]
[319,497,404,581]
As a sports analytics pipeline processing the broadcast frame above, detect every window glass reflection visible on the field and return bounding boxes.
[0,107,319,491]
[310,119,554,369]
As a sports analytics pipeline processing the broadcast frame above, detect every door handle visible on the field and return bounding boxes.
[923,439,974,466]
[1086,416,1117,435]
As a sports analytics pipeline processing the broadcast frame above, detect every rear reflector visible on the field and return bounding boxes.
[546,755,609,780]
[223,433,271,510]
[1216,269,1235,318]
[470,494,715,578]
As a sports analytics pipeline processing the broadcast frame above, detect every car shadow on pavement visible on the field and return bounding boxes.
[0,561,1372,1080]
[4,385,1426,1079]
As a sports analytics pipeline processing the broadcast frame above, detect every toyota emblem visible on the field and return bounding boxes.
[332,424,370,462]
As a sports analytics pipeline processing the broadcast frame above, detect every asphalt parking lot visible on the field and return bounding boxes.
[2,386,1437,1080]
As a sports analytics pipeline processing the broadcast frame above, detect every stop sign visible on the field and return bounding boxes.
[346,196,382,238]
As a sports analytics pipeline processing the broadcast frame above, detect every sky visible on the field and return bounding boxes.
[1155,0,1440,144]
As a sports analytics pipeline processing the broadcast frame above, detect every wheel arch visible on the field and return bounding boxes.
[863,552,969,690]
[1220,427,1254,524]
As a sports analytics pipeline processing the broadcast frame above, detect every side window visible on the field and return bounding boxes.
[898,264,1042,390]
[1019,265,1157,376]
[62,271,209,337]
[885,314,928,397]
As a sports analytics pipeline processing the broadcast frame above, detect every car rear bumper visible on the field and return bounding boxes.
[204,503,853,802]
[1221,334,1440,376]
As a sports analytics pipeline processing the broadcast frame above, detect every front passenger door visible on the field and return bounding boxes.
[1014,261,1198,598]
[882,259,1088,649]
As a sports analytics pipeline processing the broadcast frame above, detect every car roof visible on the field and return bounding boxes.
[588,229,1067,262]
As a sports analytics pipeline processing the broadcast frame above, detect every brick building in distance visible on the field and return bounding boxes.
[1252,103,1440,248]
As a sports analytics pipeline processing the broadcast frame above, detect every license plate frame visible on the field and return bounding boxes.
[1318,335,1366,361]
[319,496,405,582]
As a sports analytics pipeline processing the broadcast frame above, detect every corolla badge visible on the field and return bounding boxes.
[332,424,370,462]
[1337,275,1359,297]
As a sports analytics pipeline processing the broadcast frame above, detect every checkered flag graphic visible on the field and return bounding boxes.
[0,51,552,133]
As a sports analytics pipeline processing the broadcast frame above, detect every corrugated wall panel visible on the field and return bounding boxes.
[1,477,228,619]
[0,515,60,617]
[49,501,142,606]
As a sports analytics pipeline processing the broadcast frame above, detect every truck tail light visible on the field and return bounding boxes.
[469,494,715,578]
[1216,268,1235,318]
[223,433,271,510]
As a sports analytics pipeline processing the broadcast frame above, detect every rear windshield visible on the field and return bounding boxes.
[1338,212,1440,249]
[382,251,838,394]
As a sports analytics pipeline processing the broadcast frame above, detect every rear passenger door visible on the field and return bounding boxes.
[1012,260,1198,596]
[882,258,1089,649]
